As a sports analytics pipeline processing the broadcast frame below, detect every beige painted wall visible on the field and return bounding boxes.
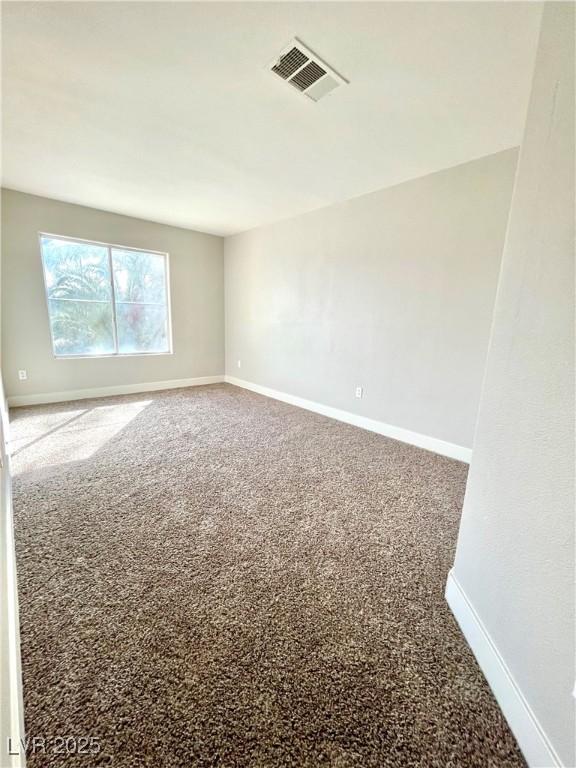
[225,149,518,450]
[451,3,574,764]
[1,190,224,399]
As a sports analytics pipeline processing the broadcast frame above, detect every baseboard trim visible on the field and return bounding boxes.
[225,376,471,463]
[7,375,225,407]
[445,570,562,768]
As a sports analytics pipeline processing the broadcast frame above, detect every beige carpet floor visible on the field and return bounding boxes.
[10,384,524,767]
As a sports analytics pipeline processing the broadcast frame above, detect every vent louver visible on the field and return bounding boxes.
[272,47,308,79]
[290,61,327,91]
[269,38,347,102]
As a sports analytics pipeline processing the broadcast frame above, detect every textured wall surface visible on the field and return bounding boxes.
[225,150,518,449]
[1,190,224,398]
[452,4,575,764]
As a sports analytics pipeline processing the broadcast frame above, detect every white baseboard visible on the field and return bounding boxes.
[225,376,471,463]
[7,375,225,408]
[9,374,471,463]
[446,570,562,768]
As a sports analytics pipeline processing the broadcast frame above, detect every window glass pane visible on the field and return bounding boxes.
[116,303,169,354]
[111,249,167,304]
[47,299,115,356]
[116,302,170,354]
[41,237,111,301]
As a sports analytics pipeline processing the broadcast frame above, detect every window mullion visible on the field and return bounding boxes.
[107,246,120,355]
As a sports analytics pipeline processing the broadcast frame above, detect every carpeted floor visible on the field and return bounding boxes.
[10,384,525,767]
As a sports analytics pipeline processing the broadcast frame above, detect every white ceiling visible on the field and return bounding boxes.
[2,2,542,236]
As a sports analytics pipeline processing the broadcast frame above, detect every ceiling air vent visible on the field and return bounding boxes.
[269,38,347,102]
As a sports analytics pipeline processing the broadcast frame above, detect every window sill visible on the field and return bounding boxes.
[54,351,174,360]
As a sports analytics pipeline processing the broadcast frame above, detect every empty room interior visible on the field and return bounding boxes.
[0,2,574,767]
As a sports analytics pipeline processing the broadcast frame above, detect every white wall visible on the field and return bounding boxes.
[225,149,518,452]
[449,3,574,765]
[1,189,224,401]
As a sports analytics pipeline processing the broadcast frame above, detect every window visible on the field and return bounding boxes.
[39,234,172,358]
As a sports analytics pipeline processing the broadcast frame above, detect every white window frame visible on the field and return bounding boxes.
[38,232,173,359]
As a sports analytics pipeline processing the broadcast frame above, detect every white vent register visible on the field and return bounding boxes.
[269,39,347,102]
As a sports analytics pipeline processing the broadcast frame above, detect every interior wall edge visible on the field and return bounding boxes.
[445,571,563,768]
[0,375,26,768]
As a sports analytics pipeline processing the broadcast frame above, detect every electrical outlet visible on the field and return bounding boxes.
[237,359,242,369]
[18,370,27,381]
[355,386,363,399]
